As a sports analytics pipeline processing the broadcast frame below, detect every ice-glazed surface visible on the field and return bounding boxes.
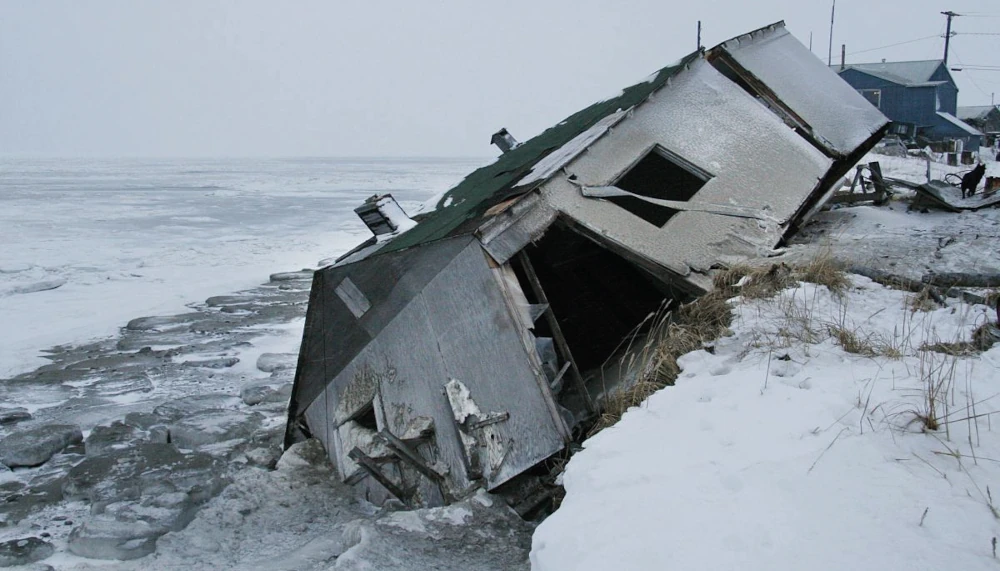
[0,157,483,378]
[721,24,888,155]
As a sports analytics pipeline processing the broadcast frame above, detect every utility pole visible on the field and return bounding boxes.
[941,11,959,65]
[828,0,836,66]
[697,21,702,51]
[809,32,813,53]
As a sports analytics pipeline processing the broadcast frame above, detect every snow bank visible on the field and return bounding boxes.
[533,277,1000,570]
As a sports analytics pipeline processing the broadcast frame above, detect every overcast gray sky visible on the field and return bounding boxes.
[2,0,997,157]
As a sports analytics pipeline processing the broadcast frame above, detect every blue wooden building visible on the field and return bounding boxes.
[834,60,982,148]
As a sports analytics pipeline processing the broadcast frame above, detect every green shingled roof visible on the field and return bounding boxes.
[378,50,702,255]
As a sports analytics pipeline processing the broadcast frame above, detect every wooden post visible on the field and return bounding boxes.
[516,252,596,414]
[348,447,410,502]
[377,430,452,503]
[867,162,888,204]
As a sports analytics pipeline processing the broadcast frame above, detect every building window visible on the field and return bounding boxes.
[858,89,881,109]
[351,401,379,431]
[606,145,712,227]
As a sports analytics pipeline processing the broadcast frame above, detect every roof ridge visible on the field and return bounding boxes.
[844,59,944,66]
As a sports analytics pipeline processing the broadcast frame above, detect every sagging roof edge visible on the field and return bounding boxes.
[713,20,787,52]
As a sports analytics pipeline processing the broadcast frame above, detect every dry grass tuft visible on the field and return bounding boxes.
[907,288,939,312]
[588,291,734,436]
[829,326,877,357]
[589,252,850,436]
[713,252,849,300]
[926,322,999,355]
[913,350,958,431]
[795,253,850,293]
[921,340,978,356]
[713,263,794,300]
[972,322,1000,351]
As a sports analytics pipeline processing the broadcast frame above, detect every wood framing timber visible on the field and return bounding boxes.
[348,446,410,502]
[376,429,453,503]
[516,251,596,414]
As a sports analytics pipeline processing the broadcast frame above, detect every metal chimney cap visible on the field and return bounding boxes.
[491,128,520,153]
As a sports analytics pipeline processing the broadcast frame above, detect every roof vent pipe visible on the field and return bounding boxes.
[491,128,520,153]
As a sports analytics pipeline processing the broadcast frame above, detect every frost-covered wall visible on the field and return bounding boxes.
[537,57,832,286]
[718,25,887,157]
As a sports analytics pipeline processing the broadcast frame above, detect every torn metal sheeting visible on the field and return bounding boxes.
[580,185,776,221]
[284,20,891,510]
[913,180,1000,212]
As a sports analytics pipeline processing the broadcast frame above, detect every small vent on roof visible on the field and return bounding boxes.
[354,194,412,236]
[491,128,520,154]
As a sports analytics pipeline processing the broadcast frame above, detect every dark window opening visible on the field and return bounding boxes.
[352,402,378,431]
[607,146,711,227]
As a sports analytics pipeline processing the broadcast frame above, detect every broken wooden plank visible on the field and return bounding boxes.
[922,272,1000,289]
[549,361,571,392]
[516,252,596,414]
[489,439,514,481]
[487,259,572,443]
[344,469,368,486]
[468,412,511,431]
[348,446,410,501]
[377,429,454,505]
[376,429,447,485]
[829,162,889,206]
[868,162,889,205]
[848,265,989,306]
[513,485,562,519]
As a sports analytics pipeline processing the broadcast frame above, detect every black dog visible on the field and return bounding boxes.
[962,163,986,198]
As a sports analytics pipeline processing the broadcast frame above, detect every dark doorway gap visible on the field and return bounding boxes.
[513,222,674,373]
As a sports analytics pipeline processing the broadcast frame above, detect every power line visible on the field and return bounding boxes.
[951,47,992,99]
[954,32,1000,36]
[846,34,940,56]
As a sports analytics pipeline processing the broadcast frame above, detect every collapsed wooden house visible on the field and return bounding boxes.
[284,21,890,509]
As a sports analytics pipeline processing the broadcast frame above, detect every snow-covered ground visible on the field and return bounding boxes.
[783,150,1000,282]
[532,150,1000,570]
[0,157,483,379]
